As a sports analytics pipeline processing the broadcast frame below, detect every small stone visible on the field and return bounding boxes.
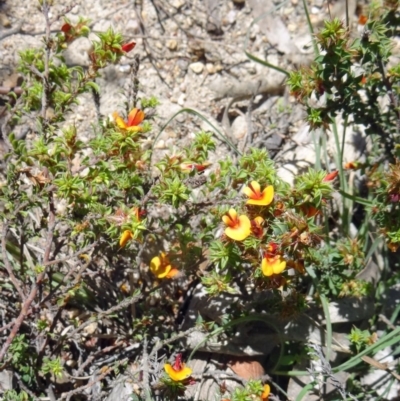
[119,64,131,73]
[63,37,92,67]
[67,308,82,319]
[215,63,223,72]
[83,322,98,335]
[185,17,193,28]
[0,13,11,28]
[226,10,237,25]
[206,63,217,74]
[231,115,247,140]
[287,23,297,32]
[177,59,189,72]
[167,39,178,50]
[189,62,204,74]
[71,5,79,14]
[229,358,265,379]
[311,6,320,14]
[283,6,294,15]
[178,93,186,106]
[247,65,257,74]
[172,0,185,8]
[154,139,165,149]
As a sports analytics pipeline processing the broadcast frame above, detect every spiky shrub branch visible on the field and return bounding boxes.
[1,1,399,400]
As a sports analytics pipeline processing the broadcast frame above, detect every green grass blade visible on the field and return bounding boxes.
[301,0,319,57]
[296,382,316,401]
[150,108,240,165]
[338,190,373,207]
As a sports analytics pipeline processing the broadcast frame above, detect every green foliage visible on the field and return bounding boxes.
[230,380,267,401]
[287,10,400,160]
[348,327,374,353]
[3,390,31,401]
[40,357,64,379]
[309,237,372,298]
[8,335,36,386]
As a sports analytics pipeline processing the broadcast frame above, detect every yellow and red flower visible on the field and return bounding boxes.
[251,216,264,238]
[222,209,251,241]
[113,108,145,132]
[261,243,286,276]
[150,252,178,279]
[262,255,287,276]
[164,354,192,381]
[243,181,274,206]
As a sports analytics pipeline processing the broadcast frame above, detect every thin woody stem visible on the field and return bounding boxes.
[0,193,56,363]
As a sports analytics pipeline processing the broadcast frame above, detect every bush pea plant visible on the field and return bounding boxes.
[1,1,400,400]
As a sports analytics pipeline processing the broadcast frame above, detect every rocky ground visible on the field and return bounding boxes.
[0,0,357,168]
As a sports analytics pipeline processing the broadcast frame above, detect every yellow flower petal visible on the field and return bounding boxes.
[227,208,238,221]
[246,185,274,206]
[254,216,264,225]
[164,363,192,381]
[242,180,261,198]
[222,215,231,225]
[119,230,133,248]
[157,264,173,278]
[261,384,270,400]
[222,208,238,227]
[112,111,127,130]
[261,256,286,276]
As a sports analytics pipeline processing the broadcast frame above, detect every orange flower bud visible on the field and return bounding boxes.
[119,230,133,248]
[323,170,339,182]
[121,41,136,52]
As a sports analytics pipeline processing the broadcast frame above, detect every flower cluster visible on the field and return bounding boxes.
[220,173,335,281]
[222,181,287,278]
